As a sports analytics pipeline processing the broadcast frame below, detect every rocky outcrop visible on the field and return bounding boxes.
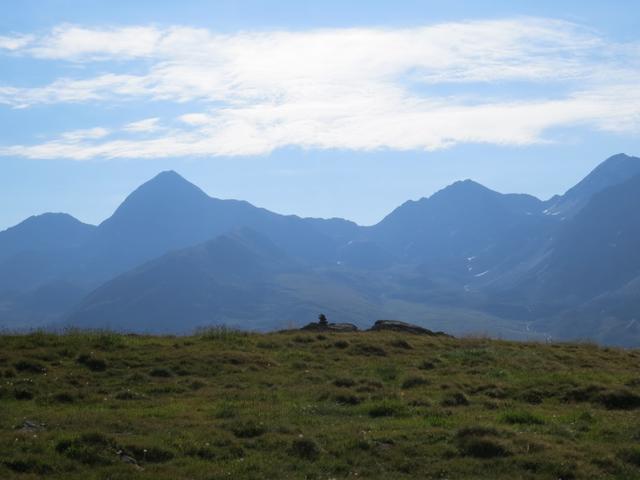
[368,320,447,336]
[300,322,359,332]
[295,319,449,336]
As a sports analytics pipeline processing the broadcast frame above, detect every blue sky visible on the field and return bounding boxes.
[1,0,639,229]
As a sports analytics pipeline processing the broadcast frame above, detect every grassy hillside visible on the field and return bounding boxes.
[1,329,640,479]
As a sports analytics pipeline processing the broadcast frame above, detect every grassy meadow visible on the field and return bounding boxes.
[1,328,640,479]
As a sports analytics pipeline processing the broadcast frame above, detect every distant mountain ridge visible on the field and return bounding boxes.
[1,153,640,345]
[0,213,95,264]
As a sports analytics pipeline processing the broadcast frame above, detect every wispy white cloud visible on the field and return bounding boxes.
[178,113,214,126]
[0,34,34,51]
[123,117,161,133]
[60,127,110,141]
[29,25,163,60]
[0,73,147,107]
[0,18,639,159]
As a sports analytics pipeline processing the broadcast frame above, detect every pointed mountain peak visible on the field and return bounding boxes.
[143,170,200,191]
[124,170,207,204]
[430,179,497,202]
[101,171,211,228]
[152,169,185,181]
[445,179,488,191]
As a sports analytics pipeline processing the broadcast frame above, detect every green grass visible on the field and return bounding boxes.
[1,330,640,478]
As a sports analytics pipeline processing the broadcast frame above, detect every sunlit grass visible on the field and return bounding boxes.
[1,330,639,478]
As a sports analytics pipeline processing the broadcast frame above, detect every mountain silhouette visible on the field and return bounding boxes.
[2,155,640,344]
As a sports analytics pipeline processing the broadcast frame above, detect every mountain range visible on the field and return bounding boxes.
[1,153,639,345]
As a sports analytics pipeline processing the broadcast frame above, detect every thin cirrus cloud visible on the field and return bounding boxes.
[0,18,639,160]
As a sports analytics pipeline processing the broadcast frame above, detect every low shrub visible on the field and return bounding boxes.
[91,332,125,351]
[401,376,429,389]
[596,390,640,410]
[519,389,545,404]
[458,437,510,458]
[418,360,436,370]
[424,410,452,427]
[4,459,53,474]
[500,411,545,425]
[293,335,315,344]
[185,446,216,460]
[618,447,640,466]
[356,379,383,393]
[76,353,107,372]
[562,385,603,403]
[441,392,469,407]
[197,326,249,342]
[333,378,356,388]
[14,360,46,374]
[115,389,143,400]
[56,433,116,465]
[123,445,174,463]
[390,339,413,350]
[214,402,238,419]
[334,393,361,405]
[368,400,406,418]
[375,364,399,382]
[290,438,320,460]
[52,391,75,403]
[353,343,387,356]
[14,388,34,400]
[229,420,266,438]
[455,426,510,458]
